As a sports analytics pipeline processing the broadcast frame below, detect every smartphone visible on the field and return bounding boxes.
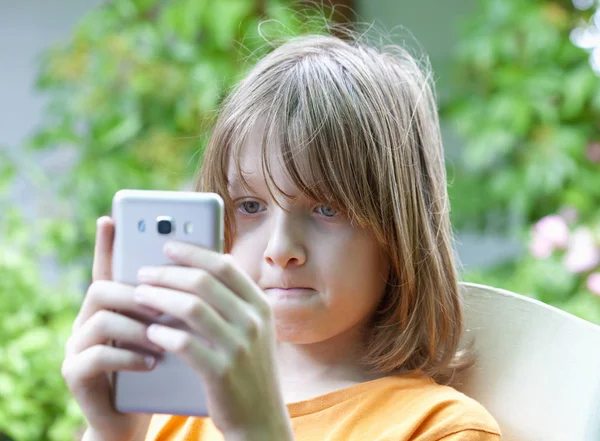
[110,189,224,416]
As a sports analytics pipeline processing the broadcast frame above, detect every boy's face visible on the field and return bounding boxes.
[227,133,390,346]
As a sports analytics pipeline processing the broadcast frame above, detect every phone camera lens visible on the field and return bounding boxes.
[157,217,174,235]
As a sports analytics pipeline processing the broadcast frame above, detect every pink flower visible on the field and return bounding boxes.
[529,215,570,258]
[529,234,555,258]
[585,142,600,163]
[563,227,600,273]
[587,273,600,296]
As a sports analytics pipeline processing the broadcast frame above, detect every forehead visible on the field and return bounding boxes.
[226,125,269,184]
[226,123,311,194]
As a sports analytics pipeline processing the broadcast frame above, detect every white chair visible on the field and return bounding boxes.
[452,282,600,441]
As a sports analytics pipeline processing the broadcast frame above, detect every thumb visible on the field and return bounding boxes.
[92,216,115,282]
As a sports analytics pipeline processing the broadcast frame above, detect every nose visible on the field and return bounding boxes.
[263,209,307,268]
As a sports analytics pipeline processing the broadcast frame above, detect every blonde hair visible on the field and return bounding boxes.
[195,31,475,385]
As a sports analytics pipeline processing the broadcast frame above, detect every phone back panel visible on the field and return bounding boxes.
[111,189,224,417]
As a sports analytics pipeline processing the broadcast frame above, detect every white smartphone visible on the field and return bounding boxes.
[110,189,224,416]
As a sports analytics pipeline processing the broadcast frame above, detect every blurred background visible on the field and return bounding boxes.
[1,0,599,439]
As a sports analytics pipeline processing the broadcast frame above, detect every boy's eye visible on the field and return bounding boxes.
[238,200,265,214]
[316,205,338,217]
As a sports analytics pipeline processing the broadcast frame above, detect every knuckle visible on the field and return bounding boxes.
[148,266,165,285]
[213,361,228,380]
[156,266,168,283]
[216,255,236,279]
[183,299,206,322]
[89,310,112,335]
[215,353,234,380]
[64,336,75,356]
[230,337,251,361]
[173,332,195,354]
[245,316,261,338]
[61,358,72,381]
[87,345,106,365]
[87,280,107,296]
[255,300,272,321]
[191,271,210,293]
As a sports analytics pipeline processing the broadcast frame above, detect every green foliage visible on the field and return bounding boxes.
[2,1,327,440]
[28,0,326,265]
[0,151,16,194]
[0,209,83,441]
[445,0,600,231]
[443,0,600,323]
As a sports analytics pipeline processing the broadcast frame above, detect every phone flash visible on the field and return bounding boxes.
[184,222,193,235]
[138,220,146,232]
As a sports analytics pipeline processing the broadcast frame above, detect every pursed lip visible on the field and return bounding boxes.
[262,285,317,295]
[263,288,316,301]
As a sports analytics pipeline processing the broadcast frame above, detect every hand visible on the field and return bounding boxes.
[132,241,293,441]
[62,217,163,441]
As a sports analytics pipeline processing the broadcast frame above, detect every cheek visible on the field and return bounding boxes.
[229,230,264,278]
[320,232,389,304]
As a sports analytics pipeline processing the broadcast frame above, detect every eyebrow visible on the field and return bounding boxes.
[227,174,311,206]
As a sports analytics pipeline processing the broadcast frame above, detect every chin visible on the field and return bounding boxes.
[273,317,329,344]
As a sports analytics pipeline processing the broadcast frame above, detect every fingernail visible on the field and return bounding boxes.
[164,242,176,256]
[147,324,161,340]
[147,323,159,332]
[145,356,156,368]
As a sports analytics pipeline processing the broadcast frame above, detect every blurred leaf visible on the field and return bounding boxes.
[561,65,597,119]
[529,255,577,304]
[207,0,254,50]
[561,290,600,324]
[464,129,517,171]
[0,153,16,193]
[443,0,600,324]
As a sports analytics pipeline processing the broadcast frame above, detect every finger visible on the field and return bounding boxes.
[164,244,248,297]
[133,284,238,350]
[73,280,161,332]
[66,310,164,356]
[162,242,264,305]
[145,324,224,379]
[62,345,158,386]
[92,216,115,282]
[137,266,252,325]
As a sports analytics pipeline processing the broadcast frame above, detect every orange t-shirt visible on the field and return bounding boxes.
[144,374,501,441]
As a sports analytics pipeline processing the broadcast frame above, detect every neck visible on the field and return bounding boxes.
[274,325,382,403]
